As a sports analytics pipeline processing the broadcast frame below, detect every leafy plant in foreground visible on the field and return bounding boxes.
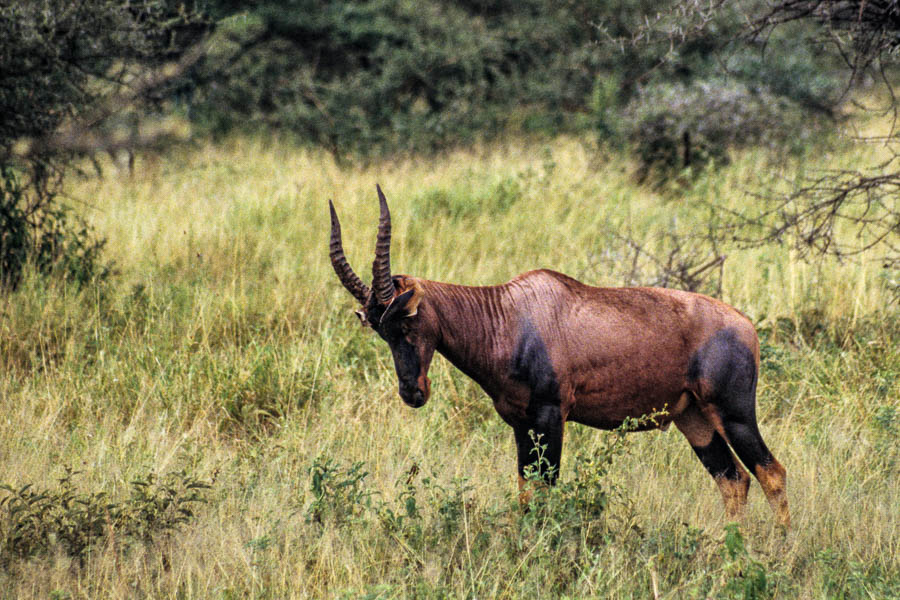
[0,467,212,567]
[514,410,667,577]
[720,524,775,600]
[304,456,374,525]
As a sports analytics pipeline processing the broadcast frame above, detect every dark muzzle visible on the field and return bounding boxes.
[399,376,430,408]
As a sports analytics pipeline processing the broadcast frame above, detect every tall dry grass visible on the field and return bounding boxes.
[0,128,896,598]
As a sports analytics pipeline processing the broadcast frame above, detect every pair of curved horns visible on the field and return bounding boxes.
[329,184,395,306]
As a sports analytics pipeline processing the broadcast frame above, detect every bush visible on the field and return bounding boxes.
[624,78,823,183]
[186,0,605,156]
[304,457,374,525]
[0,468,211,566]
[0,1,205,291]
[0,168,110,289]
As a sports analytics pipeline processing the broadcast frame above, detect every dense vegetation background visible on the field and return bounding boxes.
[0,1,897,598]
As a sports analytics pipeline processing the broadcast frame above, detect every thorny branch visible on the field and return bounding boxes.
[718,153,900,268]
[584,221,728,296]
[608,1,900,274]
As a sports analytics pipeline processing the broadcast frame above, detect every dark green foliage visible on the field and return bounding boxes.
[187,0,605,155]
[609,13,844,182]
[614,1,899,271]
[0,1,205,154]
[590,6,847,183]
[0,468,211,566]
[0,169,28,289]
[748,0,900,75]
[518,412,665,545]
[182,1,849,174]
[1,0,853,188]
[0,0,206,290]
[721,524,775,600]
[304,456,374,524]
[294,417,648,596]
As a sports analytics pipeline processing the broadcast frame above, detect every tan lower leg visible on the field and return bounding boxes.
[517,474,532,505]
[715,468,751,520]
[517,473,554,507]
[755,460,790,528]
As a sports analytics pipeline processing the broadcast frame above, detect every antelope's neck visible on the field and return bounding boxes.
[422,280,513,396]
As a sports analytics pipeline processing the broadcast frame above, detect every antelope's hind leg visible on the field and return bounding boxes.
[692,329,790,527]
[675,404,750,520]
[719,407,790,528]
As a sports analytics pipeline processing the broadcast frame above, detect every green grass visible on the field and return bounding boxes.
[0,129,897,598]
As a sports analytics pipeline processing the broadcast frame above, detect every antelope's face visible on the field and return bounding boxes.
[328,186,436,408]
[361,276,436,407]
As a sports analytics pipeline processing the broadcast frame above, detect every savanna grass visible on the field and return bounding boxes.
[0,126,896,598]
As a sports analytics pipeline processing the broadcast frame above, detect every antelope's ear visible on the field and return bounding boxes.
[355,308,370,327]
[380,283,424,324]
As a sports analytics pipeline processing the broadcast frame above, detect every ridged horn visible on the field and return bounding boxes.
[372,184,395,305]
[329,199,370,305]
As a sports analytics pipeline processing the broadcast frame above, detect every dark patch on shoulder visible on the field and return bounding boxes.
[509,318,560,405]
[687,327,757,404]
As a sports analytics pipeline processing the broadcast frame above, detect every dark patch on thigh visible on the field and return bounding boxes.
[687,327,757,408]
[510,318,564,484]
[509,318,560,405]
[688,327,776,474]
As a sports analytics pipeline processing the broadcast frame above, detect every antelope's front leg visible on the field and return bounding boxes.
[513,403,564,504]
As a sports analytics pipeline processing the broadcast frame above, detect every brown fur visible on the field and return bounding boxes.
[412,270,754,429]
[385,270,788,525]
[716,473,752,519]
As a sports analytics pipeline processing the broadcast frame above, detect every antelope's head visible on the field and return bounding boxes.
[329,185,436,408]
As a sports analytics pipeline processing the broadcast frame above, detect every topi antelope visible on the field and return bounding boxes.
[328,185,789,527]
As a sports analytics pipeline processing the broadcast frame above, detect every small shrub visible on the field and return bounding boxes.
[304,456,374,525]
[517,411,666,556]
[720,524,775,600]
[623,79,820,184]
[429,476,473,539]
[376,466,424,541]
[0,467,211,567]
[0,167,111,290]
